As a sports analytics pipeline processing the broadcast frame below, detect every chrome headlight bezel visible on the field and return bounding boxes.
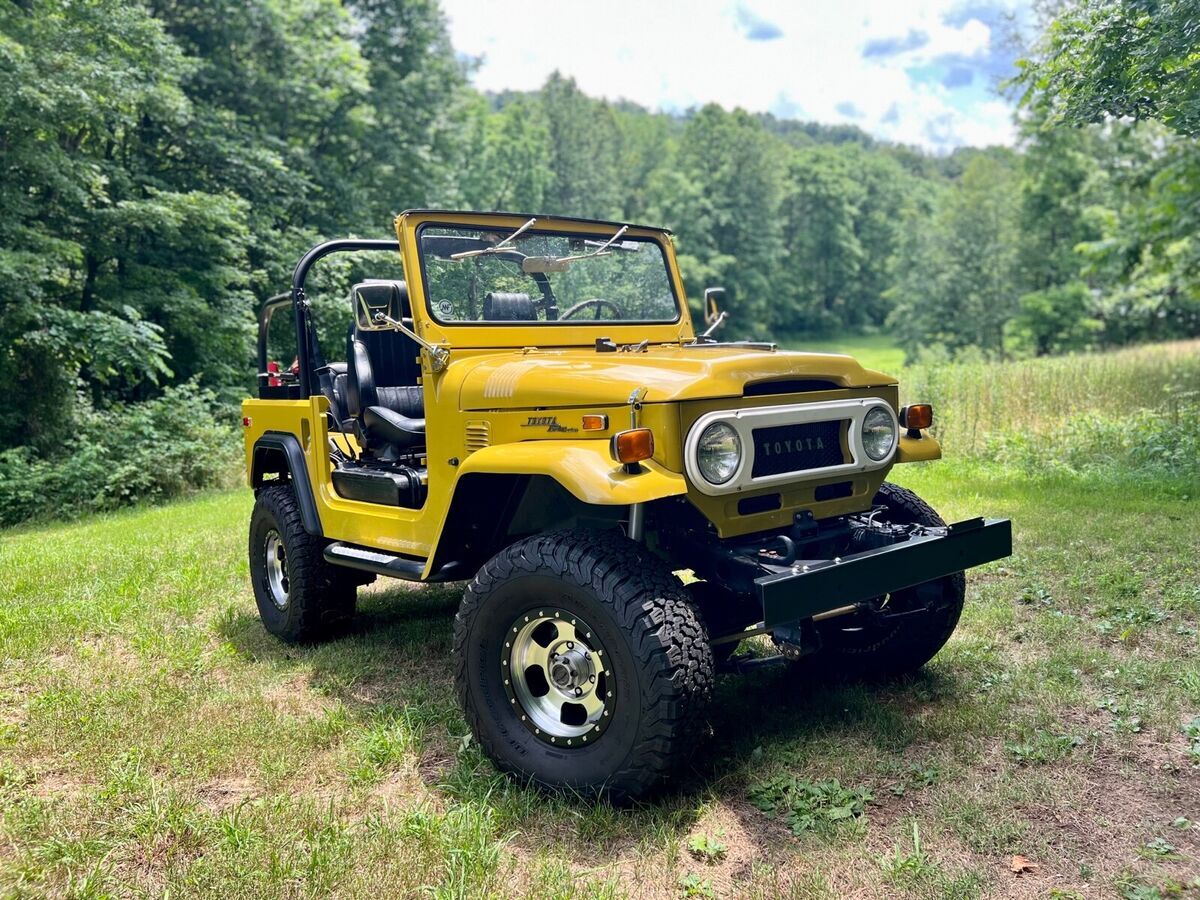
[695,421,742,485]
[861,405,897,461]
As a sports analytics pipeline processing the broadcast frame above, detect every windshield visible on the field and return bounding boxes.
[417,224,680,325]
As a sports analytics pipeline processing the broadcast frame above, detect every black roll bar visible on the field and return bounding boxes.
[288,238,401,397]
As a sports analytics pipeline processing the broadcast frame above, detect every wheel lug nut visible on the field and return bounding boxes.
[567,641,574,649]
[589,674,595,683]
[575,687,583,696]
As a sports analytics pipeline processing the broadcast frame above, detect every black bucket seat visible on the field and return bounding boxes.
[345,281,425,455]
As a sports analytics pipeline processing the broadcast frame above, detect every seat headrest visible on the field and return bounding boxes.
[482,292,536,321]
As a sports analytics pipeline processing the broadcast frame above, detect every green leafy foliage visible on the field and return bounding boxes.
[747,776,872,837]
[677,873,716,898]
[1015,0,1200,138]
[686,832,727,863]
[984,399,1200,483]
[0,383,238,527]
[1184,716,1200,764]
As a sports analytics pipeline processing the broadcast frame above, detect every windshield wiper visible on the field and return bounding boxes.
[521,225,629,273]
[449,217,537,260]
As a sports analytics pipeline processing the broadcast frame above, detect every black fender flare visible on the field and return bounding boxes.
[251,432,322,536]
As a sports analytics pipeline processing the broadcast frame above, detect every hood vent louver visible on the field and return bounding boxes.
[465,420,490,453]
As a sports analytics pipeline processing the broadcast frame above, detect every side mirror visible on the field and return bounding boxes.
[703,287,726,326]
[352,281,403,331]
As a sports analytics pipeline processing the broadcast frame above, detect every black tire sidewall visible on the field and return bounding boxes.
[461,572,643,790]
[248,485,353,643]
[249,491,303,638]
[815,482,966,674]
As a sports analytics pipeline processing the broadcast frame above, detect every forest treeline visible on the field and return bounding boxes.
[0,0,1197,521]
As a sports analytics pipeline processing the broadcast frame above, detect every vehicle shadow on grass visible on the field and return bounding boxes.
[217,585,962,859]
[218,579,463,706]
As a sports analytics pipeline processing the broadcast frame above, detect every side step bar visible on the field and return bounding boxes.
[323,542,470,583]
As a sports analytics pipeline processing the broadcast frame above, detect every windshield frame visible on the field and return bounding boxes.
[414,221,684,329]
[396,210,695,349]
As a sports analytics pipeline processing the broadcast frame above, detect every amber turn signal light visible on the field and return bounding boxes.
[611,428,654,464]
[901,404,932,430]
[581,414,608,431]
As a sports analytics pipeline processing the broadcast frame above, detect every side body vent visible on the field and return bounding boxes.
[465,420,490,453]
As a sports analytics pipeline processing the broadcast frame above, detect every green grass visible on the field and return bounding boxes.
[2,339,1199,896]
[2,462,1198,897]
[780,331,908,374]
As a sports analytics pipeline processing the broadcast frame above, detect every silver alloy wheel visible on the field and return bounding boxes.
[505,609,613,745]
[264,529,289,610]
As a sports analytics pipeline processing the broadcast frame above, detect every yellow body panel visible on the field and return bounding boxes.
[243,209,939,573]
[458,442,686,504]
[897,433,943,462]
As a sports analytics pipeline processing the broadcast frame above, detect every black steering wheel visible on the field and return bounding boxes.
[559,298,625,320]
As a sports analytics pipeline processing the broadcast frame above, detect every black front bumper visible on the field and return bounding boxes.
[755,517,1012,628]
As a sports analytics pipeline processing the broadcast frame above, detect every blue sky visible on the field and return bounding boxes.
[440,0,1032,151]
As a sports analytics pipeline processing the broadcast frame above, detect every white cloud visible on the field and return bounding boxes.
[440,0,1030,151]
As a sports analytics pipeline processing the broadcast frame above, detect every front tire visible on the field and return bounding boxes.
[809,482,966,677]
[453,529,713,800]
[249,484,356,643]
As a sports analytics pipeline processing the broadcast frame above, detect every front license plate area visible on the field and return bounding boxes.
[751,420,846,477]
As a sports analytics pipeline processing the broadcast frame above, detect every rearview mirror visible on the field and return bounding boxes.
[521,256,572,274]
[352,281,404,331]
[703,287,726,326]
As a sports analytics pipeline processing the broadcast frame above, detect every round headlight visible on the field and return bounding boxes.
[696,422,742,484]
[862,406,896,461]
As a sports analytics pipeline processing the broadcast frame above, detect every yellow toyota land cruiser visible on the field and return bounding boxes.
[242,210,1011,799]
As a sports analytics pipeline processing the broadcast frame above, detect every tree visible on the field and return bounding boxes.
[1016,0,1200,137]
[663,105,784,330]
[1016,0,1200,348]
[0,0,247,448]
[539,73,623,219]
[887,153,1022,358]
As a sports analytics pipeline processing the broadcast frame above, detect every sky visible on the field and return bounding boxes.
[439,0,1034,152]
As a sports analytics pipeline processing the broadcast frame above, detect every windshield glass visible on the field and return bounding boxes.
[417,224,680,325]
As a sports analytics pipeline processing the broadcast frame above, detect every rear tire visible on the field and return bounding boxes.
[454,529,713,800]
[810,482,965,677]
[249,484,356,643]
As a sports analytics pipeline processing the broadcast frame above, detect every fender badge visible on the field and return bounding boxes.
[522,416,578,433]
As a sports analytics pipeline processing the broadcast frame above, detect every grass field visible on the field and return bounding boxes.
[2,338,1199,897]
[783,335,1200,460]
[2,459,1198,898]
[780,332,908,375]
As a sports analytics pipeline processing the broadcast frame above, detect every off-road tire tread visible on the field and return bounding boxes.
[251,484,355,643]
[453,528,714,799]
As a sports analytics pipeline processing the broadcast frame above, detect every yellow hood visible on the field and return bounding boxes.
[457,345,895,410]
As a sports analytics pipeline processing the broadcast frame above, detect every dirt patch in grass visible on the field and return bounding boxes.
[196,775,258,812]
[260,671,335,718]
[676,800,791,896]
[29,768,91,800]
